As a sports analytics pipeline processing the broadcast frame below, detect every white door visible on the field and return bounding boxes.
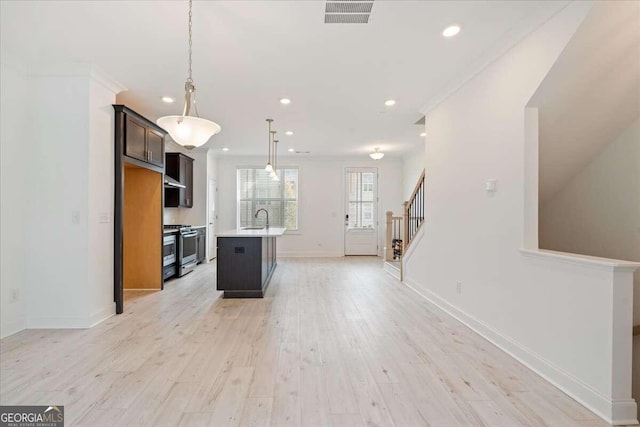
[207,178,217,260]
[344,168,378,255]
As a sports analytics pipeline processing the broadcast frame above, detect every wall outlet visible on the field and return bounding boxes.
[98,212,111,223]
[456,282,462,294]
[10,288,19,303]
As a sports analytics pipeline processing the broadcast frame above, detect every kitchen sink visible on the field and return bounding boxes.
[241,226,265,230]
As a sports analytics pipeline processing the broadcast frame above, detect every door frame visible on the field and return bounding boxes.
[207,177,217,261]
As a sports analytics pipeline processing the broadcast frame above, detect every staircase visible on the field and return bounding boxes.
[384,169,425,280]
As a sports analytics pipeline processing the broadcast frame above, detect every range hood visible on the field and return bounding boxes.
[164,175,186,189]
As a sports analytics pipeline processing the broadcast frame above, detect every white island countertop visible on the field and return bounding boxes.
[217,227,286,237]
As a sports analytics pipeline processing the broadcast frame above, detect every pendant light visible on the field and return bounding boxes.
[369,147,384,160]
[272,138,280,181]
[157,0,221,149]
[265,119,274,172]
[269,131,278,179]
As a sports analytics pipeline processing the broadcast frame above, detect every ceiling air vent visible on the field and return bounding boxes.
[325,1,374,24]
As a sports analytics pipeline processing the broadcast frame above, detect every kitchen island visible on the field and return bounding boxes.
[216,227,286,298]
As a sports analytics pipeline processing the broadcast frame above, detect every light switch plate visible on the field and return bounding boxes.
[485,179,497,192]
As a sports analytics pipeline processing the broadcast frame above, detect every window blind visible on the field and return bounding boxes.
[237,168,298,230]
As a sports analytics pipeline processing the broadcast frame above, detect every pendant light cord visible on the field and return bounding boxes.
[183,0,200,118]
[266,119,273,165]
[188,0,193,84]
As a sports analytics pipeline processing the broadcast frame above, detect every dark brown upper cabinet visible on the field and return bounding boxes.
[114,105,166,169]
[165,153,194,208]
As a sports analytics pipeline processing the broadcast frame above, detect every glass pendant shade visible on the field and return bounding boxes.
[265,163,274,172]
[157,115,221,149]
[369,147,384,160]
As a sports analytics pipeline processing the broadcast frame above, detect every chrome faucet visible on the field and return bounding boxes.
[255,209,269,229]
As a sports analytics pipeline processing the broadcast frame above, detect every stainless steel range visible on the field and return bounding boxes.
[163,233,177,280]
[165,224,198,277]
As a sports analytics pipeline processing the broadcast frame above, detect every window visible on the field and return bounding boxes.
[237,167,299,230]
[347,170,376,228]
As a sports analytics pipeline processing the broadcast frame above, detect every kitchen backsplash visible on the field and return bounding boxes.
[164,208,181,225]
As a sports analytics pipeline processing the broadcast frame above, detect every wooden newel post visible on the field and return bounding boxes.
[385,211,393,262]
[403,201,409,251]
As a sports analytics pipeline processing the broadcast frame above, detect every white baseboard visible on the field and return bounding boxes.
[383,261,401,280]
[0,317,26,339]
[278,251,344,258]
[403,276,636,426]
[27,316,91,329]
[611,399,639,426]
[89,302,116,328]
[26,302,117,329]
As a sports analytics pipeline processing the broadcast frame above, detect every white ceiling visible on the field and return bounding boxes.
[530,0,640,204]
[1,0,567,157]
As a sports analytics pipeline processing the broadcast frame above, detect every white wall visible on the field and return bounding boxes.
[88,77,118,325]
[402,147,426,201]
[24,67,120,329]
[25,73,92,327]
[404,1,637,424]
[0,61,121,336]
[217,155,403,257]
[540,118,640,324]
[0,57,28,338]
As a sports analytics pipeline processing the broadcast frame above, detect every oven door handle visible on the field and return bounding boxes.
[182,232,198,238]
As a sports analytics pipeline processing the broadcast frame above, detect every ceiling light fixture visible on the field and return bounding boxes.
[384,99,396,107]
[157,0,221,150]
[222,147,229,151]
[265,119,274,172]
[442,25,461,38]
[162,96,175,103]
[288,148,295,152]
[285,131,293,136]
[272,138,280,181]
[420,132,426,137]
[280,98,291,105]
[369,147,384,160]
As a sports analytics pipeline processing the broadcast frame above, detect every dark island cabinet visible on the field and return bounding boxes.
[217,236,277,298]
[165,153,194,208]
[114,105,167,169]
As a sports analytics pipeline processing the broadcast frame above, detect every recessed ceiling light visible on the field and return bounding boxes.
[442,25,461,38]
[221,147,229,151]
[420,132,426,137]
[384,99,396,107]
[285,131,293,136]
[288,148,295,152]
[162,96,174,103]
[280,98,291,105]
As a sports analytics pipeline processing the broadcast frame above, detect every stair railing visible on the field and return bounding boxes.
[385,212,404,262]
[403,169,425,252]
[384,169,425,280]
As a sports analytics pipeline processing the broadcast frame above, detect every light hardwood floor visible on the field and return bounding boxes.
[0,257,624,426]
